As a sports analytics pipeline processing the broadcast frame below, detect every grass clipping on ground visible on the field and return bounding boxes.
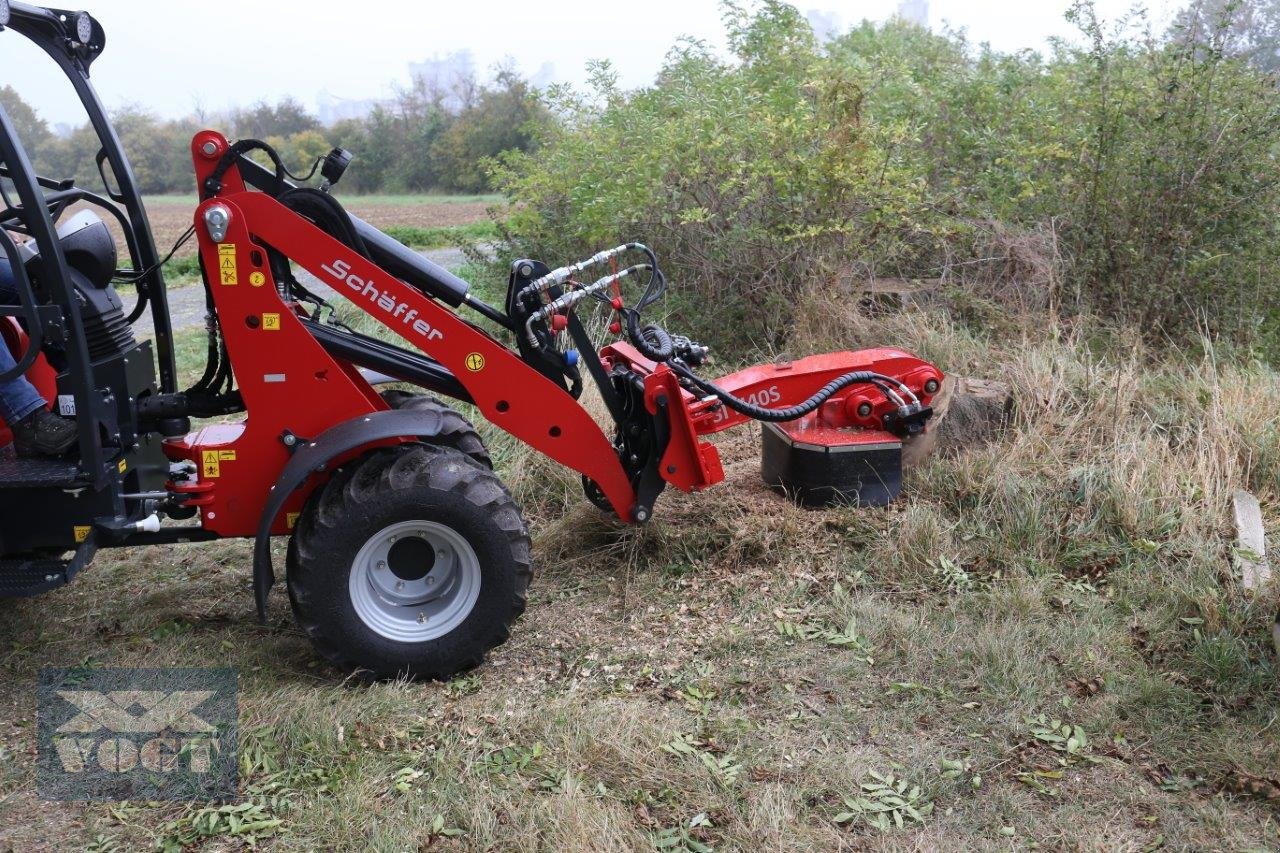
[2,291,1279,851]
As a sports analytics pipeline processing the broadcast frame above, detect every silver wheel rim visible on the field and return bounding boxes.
[348,520,481,642]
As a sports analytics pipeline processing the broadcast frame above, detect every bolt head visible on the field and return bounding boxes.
[201,140,219,157]
[377,561,386,570]
[395,580,405,590]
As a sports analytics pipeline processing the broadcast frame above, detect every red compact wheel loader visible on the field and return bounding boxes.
[0,4,942,679]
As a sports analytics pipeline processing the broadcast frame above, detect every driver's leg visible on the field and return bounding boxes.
[0,257,75,457]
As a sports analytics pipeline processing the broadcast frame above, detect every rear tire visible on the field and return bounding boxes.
[287,443,531,681]
[380,389,490,468]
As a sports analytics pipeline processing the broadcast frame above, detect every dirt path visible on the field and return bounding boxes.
[132,246,468,337]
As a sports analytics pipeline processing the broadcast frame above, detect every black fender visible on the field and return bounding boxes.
[252,408,447,620]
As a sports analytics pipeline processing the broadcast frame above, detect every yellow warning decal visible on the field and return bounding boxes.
[218,243,238,285]
[117,458,127,473]
[464,352,486,372]
[218,450,236,461]
[73,525,91,543]
[249,271,266,287]
[262,313,281,331]
[286,511,300,530]
[201,449,221,478]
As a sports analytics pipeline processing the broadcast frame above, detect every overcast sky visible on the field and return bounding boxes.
[5,0,1178,128]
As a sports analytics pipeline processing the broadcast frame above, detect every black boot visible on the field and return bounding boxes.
[11,408,77,457]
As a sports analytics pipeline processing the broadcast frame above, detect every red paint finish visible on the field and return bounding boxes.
[0,318,60,445]
[603,342,943,494]
[162,130,942,537]
[643,365,724,493]
[167,131,638,536]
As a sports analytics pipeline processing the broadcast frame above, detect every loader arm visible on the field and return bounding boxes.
[168,131,638,533]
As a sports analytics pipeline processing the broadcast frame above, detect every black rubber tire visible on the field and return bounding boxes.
[287,443,532,681]
[380,389,490,468]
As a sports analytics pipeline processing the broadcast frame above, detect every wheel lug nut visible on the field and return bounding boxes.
[395,581,404,590]
[377,561,386,570]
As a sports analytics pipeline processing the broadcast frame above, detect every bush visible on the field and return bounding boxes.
[492,2,946,349]
[490,1,1280,356]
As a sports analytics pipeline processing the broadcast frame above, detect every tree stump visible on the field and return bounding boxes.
[903,376,1014,468]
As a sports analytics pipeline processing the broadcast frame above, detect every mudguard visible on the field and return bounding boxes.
[252,408,447,619]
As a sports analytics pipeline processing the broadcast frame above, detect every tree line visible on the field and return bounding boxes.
[0,65,551,195]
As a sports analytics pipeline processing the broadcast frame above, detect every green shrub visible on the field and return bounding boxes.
[492,2,951,349]
[490,1,1280,356]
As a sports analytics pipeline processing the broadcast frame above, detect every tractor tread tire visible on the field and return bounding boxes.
[287,443,531,681]
[380,389,490,468]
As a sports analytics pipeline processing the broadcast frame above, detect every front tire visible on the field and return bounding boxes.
[287,443,531,680]
[379,389,491,468]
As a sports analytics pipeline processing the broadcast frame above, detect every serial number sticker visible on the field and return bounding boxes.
[262,313,281,331]
[73,525,90,543]
[218,450,236,461]
[286,512,300,529]
[249,271,266,287]
[464,352,485,372]
[201,450,221,478]
[218,243,237,285]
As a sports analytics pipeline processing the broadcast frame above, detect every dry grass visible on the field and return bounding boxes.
[1,286,1279,850]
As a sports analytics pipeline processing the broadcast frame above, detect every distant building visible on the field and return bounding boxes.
[895,0,929,26]
[316,91,381,125]
[408,51,477,112]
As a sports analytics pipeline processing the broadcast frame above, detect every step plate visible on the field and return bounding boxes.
[0,446,83,489]
[0,557,73,597]
[0,537,96,598]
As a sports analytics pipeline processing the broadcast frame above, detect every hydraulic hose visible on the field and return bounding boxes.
[623,309,674,362]
[623,310,921,424]
[669,361,913,423]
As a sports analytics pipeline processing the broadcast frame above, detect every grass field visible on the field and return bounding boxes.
[136,195,503,286]
[1,271,1278,849]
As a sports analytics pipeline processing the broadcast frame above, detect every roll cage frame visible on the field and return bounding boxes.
[0,3,175,486]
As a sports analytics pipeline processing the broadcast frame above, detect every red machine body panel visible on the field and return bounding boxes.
[0,318,60,445]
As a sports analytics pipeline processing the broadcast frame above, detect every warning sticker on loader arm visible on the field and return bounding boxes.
[201,449,236,478]
[218,244,237,285]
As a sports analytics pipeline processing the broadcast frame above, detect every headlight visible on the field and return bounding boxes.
[75,11,92,44]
